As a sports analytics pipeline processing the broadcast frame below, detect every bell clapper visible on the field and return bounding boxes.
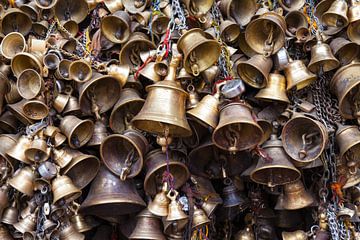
[299,132,319,159]
[120,148,136,181]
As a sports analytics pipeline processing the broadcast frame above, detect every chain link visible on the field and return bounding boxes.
[171,0,188,31]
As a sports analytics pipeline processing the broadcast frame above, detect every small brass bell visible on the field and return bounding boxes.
[13,211,37,234]
[220,19,240,43]
[284,11,308,37]
[8,166,35,196]
[59,115,94,149]
[348,20,360,44]
[166,190,188,222]
[24,132,50,162]
[87,119,108,147]
[106,64,130,88]
[69,59,92,83]
[250,134,301,187]
[43,51,62,70]
[192,206,210,229]
[1,32,27,60]
[282,230,308,240]
[2,201,19,225]
[154,59,169,77]
[335,124,360,161]
[55,59,72,80]
[59,223,85,240]
[255,72,290,103]
[151,13,170,35]
[129,209,166,240]
[322,0,349,27]
[148,182,170,217]
[63,96,82,116]
[234,226,256,240]
[101,11,131,44]
[52,175,82,204]
[138,62,161,83]
[282,180,314,210]
[186,85,200,110]
[284,58,317,90]
[6,135,32,164]
[52,147,73,169]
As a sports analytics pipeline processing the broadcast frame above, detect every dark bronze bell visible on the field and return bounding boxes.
[0,74,9,115]
[284,58,317,90]
[63,96,82,116]
[222,180,250,211]
[2,201,19,225]
[129,209,166,240]
[151,13,170,35]
[54,0,88,23]
[284,11,308,37]
[87,119,108,147]
[212,102,263,152]
[52,175,82,204]
[0,112,20,133]
[8,166,35,196]
[55,59,71,80]
[71,213,92,233]
[59,115,94,149]
[250,134,301,187]
[322,0,348,27]
[1,32,27,60]
[282,112,328,167]
[132,55,192,138]
[101,130,148,181]
[282,180,314,210]
[101,11,131,44]
[80,166,146,217]
[1,8,32,36]
[255,72,290,103]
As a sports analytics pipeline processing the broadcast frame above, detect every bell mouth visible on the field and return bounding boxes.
[23,101,49,121]
[251,166,301,187]
[2,11,32,36]
[68,120,94,148]
[17,69,43,100]
[238,63,267,88]
[69,61,92,83]
[101,16,130,43]
[1,32,26,59]
[110,100,144,133]
[11,53,42,77]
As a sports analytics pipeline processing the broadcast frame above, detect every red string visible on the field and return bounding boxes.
[253,145,273,163]
[134,56,155,80]
[162,28,171,58]
[212,76,234,94]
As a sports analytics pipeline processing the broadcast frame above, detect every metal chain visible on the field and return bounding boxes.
[171,0,188,31]
[306,0,324,34]
[328,204,341,240]
[338,220,351,240]
[45,20,57,40]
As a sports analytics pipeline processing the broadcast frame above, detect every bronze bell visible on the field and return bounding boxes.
[80,166,146,217]
[177,28,221,76]
[154,59,169,77]
[24,134,50,162]
[308,31,340,73]
[53,94,70,113]
[6,135,32,164]
[2,201,19,225]
[54,0,88,23]
[0,112,20,133]
[8,166,35,197]
[234,226,256,240]
[0,225,13,240]
[62,154,100,189]
[56,59,72,80]
[129,209,166,240]
[52,174,82,204]
[282,180,314,210]
[59,115,94,149]
[166,190,188,221]
[284,11,308,37]
[11,52,43,78]
[104,0,124,13]
[250,134,301,187]
[71,213,92,233]
[106,64,130,88]
[63,96,82,116]
[163,217,187,239]
[138,62,161,83]
[192,206,210,229]
[101,130,148,181]
[34,0,57,9]
[282,112,328,167]
[109,88,144,133]
[148,182,170,217]
[132,55,192,138]
[144,149,189,196]
[151,13,170,35]
[101,11,131,44]
[122,0,150,14]
[17,69,43,100]
[282,230,308,240]
[213,102,263,152]
[335,124,360,161]
[22,97,49,121]
[296,27,310,43]
[13,211,37,234]
[87,119,108,147]
[219,0,257,27]
[329,37,358,65]
[348,20,360,44]
[220,19,240,44]
[186,85,200,110]
[255,72,290,103]
[5,81,22,106]
[43,51,61,70]
[183,0,213,20]
[69,59,92,83]
[222,180,250,212]
[237,54,273,89]
[279,0,305,12]
[59,223,85,240]
[322,0,348,27]
[1,32,27,60]
[52,147,73,169]
[284,58,317,90]
[8,99,33,126]
[1,8,32,35]
[245,10,287,56]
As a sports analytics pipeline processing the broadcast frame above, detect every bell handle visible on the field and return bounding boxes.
[120,167,130,181]
[164,54,182,81]
[166,189,178,200]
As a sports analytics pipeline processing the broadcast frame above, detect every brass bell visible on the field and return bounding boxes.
[239,32,257,58]
[335,124,360,161]
[22,97,49,121]
[237,54,273,89]
[63,96,82,116]
[213,102,263,152]
[201,65,220,88]
[296,27,310,43]
[71,209,92,233]
[166,190,188,221]
[101,11,131,44]
[284,58,317,90]
[192,206,210,229]
[138,62,161,83]
[183,0,213,20]
[255,72,290,103]
[69,59,92,83]
[2,201,19,225]
[87,119,108,147]
[222,180,250,212]
[129,209,166,240]
[101,130,148,181]
[17,69,44,100]
[1,32,26,60]
[8,167,35,197]
[55,59,72,80]
[284,11,308,37]
[279,0,305,11]
[163,217,187,239]
[245,10,287,56]
[59,223,85,240]
[52,174,81,204]
[62,154,100,189]
[109,88,144,133]
[154,59,169,77]
[0,225,13,240]
[1,8,32,35]
[282,180,314,210]
[11,52,43,78]
[177,28,221,76]
[250,134,301,187]
[5,80,22,106]
[322,0,348,27]
[186,85,200,109]
[148,183,170,217]
[24,134,50,162]
[151,13,170,35]
[132,55,192,138]
[106,64,130,88]
[58,20,78,38]
[144,149,190,196]
[234,226,256,240]
[329,37,358,65]
[43,51,61,70]
[35,0,57,9]
[54,0,88,23]
[80,166,146,216]
[59,115,94,149]
[104,0,124,13]
[0,111,20,133]
[122,0,150,14]
[52,147,73,169]
[6,135,32,164]
[308,31,340,73]
[13,211,37,234]
[220,19,240,43]
[219,0,257,27]
[282,230,308,240]
[53,94,70,113]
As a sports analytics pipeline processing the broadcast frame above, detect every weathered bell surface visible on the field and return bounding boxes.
[255,72,290,103]
[80,167,146,216]
[166,190,188,222]
[284,58,317,90]
[59,115,94,149]
[6,135,32,164]
[51,174,82,204]
[69,59,92,83]
[329,37,358,65]
[54,0,88,23]
[2,202,19,225]
[1,32,26,60]
[282,180,314,210]
[1,8,32,35]
[59,223,85,240]
[129,209,166,240]
[13,212,37,234]
[336,124,360,161]
[219,0,257,27]
[87,119,108,147]
[132,55,192,137]
[282,230,308,240]
[0,225,13,240]
[101,11,131,44]
[213,102,263,152]
[8,166,35,196]
[322,0,348,27]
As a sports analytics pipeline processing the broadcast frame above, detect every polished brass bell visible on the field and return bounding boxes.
[284,58,317,90]
[282,230,308,240]
[329,37,358,65]
[282,180,314,210]
[69,59,92,83]
[59,115,94,149]
[101,11,131,44]
[177,28,221,76]
[52,174,82,204]
[308,31,340,73]
[183,0,213,20]
[213,102,263,152]
[219,0,257,27]
[132,55,192,138]
[80,167,146,216]
[101,130,148,181]
[138,62,161,83]
[24,134,50,162]
[237,54,273,89]
[148,182,170,217]
[282,112,328,167]
[11,52,43,78]
[220,19,240,43]
[192,206,210,229]
[8,166,35,197]
[166,190,188,221]
[255,72,290,103]
[322,0,348,27]
[186,85,200,110]
[1,32,27,60]
[6,135,32,164]
[250,134,301,187]
[129,209,166,240]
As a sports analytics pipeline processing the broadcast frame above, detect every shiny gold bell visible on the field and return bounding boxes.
[192,206,210,229]
[8,166,35,197]
[322,0,349,27]
[282,230,308,240]
[284,58,317,90]
[282,180,314,210]
[101,11,131,44]
[250,134,301,187]
[148,182,170,217]
[255,72,290,103]
[52,174,82,204]
[129,209,166,240]
[166,190,188,222]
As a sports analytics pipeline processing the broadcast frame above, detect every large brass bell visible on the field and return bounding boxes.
[322,0,349,27]
[54,0,88,23]
[1,8,32,35]
[80,167,146,216]
[132,55,192,138]
[219,0,257,27]
[282,230,308,240]
[308,31,340,73]
[52,174,82,204]
[8,166,35,197]
[177,28,221,76]
[166,190,188,221]
[284,58,317,90]
[109,88,145,133]
[101,11,131,44]
[59,115,94,149]
[237,54,273,89]
[129,209,166,240]
[255,72,290,103]
[101,130,148,181]
[1,32,26,60]
[17,69,44,100]
[245,10,286,56]
[336,124,360,162]
[282,180,314,210]
[282,112,328,167]
[213,102,263,152]
[250,134,301,187]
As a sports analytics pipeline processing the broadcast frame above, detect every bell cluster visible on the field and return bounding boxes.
[0,0,360,239]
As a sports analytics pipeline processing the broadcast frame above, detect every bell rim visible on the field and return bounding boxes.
[54,0,89,23]
[237,57,271,88]
[250,165,301,186]
[11,52,43,78]
[22,100,49,121]
[69,60,93,83]
[80,199,146,216]
[65,118,95,149]
[119,38,156,66]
